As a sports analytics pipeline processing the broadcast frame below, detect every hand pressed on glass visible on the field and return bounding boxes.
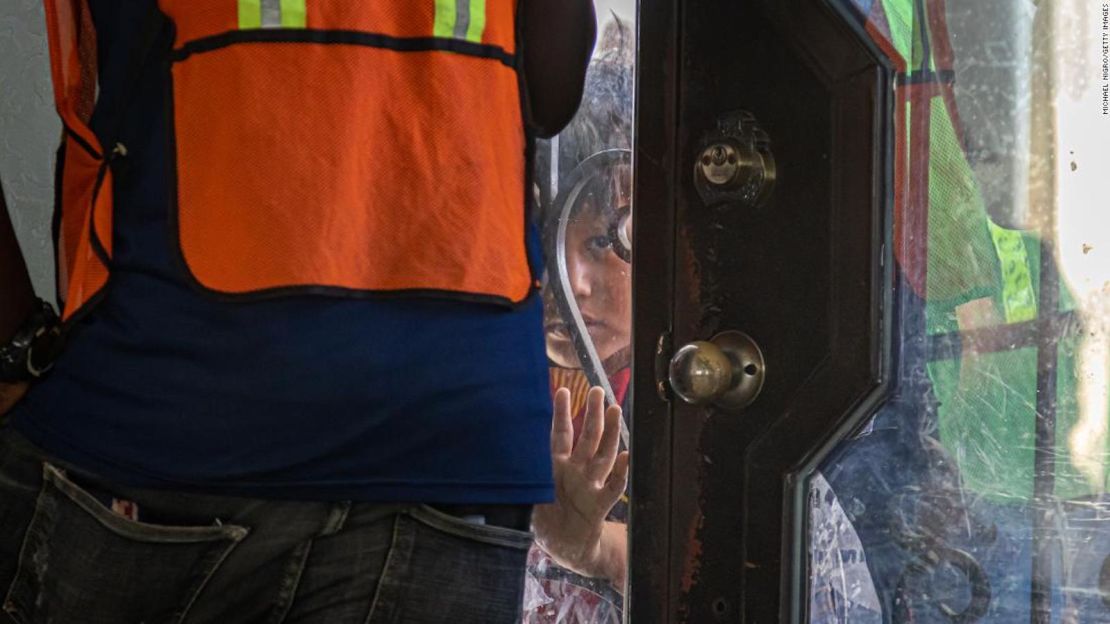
[533,386,630,590]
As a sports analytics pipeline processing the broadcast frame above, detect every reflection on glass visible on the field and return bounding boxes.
[809,0,1110,622]
[523,11,635,624]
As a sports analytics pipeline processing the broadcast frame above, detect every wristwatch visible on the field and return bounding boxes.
[0,299,63,383]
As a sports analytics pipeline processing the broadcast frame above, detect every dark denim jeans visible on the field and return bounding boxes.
[0,426,533,624]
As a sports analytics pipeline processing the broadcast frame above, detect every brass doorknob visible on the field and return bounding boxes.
[668,331,765,411]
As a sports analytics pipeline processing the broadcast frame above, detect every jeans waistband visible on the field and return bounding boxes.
[430,504,533,532]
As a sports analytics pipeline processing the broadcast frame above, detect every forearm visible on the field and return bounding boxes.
[521,0,596,137]
[0,178,35,342]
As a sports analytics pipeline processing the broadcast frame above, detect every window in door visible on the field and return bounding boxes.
[808,1,1110,621]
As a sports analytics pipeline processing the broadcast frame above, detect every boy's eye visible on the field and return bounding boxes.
[586,235,613,252]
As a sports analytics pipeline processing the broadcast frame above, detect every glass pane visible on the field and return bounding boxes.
[807,0,1110,622]
[523,2,637,622]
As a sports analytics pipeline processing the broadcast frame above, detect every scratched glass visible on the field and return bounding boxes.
[808,1,1110,622]
[523,2,636,622]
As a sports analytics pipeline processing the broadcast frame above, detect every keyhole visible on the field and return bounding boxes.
[711,145,728,165]
[712,597,730,619]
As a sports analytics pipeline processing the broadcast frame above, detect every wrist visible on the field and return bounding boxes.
[560,522,626,585]
[534,525,603,574]
[597,522,628,590]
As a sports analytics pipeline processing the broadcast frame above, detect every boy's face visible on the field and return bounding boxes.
[544,195,633,372]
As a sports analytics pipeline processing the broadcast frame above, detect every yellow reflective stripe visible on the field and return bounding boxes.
[240,0,305,29]
[881,0,914,61]
[434,0,486,42]
[988,222,1038,323]
[465,0,487,43]
[280,0,307,28]
[910,6,927,71]
[238,0,262,29]
[434,0,457,38]
[882,0,941,72]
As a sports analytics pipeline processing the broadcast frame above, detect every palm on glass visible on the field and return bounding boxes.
[533,386,630,588]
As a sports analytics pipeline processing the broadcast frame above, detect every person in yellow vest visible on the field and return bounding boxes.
[0,1,596,622]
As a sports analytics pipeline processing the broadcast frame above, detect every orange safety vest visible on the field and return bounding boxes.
[44,0,535,322]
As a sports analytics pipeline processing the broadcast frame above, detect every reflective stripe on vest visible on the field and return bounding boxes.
[238,0,307,29]
[434,0,487,43]
[988,222,1037,323]
[237,0,489,42]
[44,0,534,318]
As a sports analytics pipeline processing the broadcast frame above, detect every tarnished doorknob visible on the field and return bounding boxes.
[668,331,765,411]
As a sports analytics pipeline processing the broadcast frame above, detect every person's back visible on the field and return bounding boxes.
[0,2,596,621]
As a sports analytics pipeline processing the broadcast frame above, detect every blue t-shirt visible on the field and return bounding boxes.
[12,0,554,504]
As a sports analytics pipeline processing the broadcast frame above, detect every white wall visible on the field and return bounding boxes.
[0,2,60,299]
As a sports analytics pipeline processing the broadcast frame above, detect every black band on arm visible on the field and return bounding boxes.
[520,0,597,138]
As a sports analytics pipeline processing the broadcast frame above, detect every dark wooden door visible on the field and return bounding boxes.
[629,1,892,621]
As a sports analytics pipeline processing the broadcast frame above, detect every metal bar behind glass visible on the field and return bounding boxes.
[1030,238,1060,624]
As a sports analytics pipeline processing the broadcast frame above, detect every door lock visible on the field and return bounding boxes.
[668,331,765,411]
[694,110,776,209]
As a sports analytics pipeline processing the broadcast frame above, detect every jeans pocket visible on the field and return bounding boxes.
[366,508,532,624]
[2,464,248,624]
